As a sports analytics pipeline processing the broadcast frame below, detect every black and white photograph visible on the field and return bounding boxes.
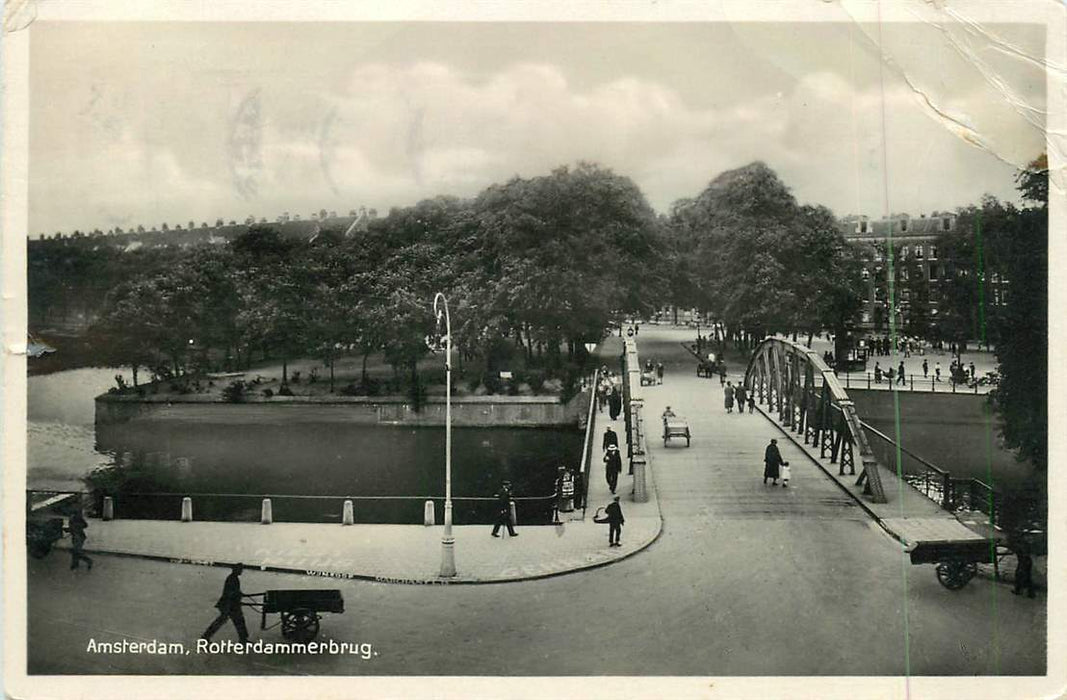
[2,2,1063,698]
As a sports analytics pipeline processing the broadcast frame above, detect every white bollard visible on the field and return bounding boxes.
[261,498,273,524]
[342,499,354,525]
[180,496,193,522]
[423,500,436,526]
[102,496,114,521]
[509,500,518,527]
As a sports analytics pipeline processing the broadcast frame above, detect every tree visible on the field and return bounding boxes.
[990,154,1047,469]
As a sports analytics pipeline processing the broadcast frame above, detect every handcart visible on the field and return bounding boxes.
[244,589,345,642]
[663,417,691,447]
[908,539,997,590]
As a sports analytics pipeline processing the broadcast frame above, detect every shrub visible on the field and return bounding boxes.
[222,380,246,403]
[262,388,274,398]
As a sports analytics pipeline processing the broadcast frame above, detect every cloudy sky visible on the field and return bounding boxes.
[28,20,1046,235]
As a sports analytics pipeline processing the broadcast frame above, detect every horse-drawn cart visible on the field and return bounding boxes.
[244,589,345,642]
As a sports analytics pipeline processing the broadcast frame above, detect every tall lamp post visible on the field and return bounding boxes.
[433,293,457,578]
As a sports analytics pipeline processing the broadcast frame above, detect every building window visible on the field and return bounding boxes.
[900,245,909,259]
[859,220,869,234]
[928,263,938,280]
[927,245,938,259]
[861,267,870,280]
[915,245,923,259]
[942,216,952,231]
[901,289,911,301]
[991,271,1000,283]
[1001,289,1009,306]
[900,267,910,281]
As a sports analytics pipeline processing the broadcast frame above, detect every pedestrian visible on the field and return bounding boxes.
[874,362,882,383]
[969,362,976,381]
[718,363,727,386]
[1012,541,1036,598]
[923,359,929,378]
[490,481,518,537]
[763,438,784,485]
[602,426,619,451]
[603,445,623,494]
[734,382,747,414]
[553,467,575,523]
[608,387,622,421]
[605,495,625,547]
[747,394,755,414]
[201,563,250,643]
[724,381,735,413]
[66,510,93,571]
[935,362,942,382]
[897,361,906,386]
[656,361,664,385]
[573,469,585,509]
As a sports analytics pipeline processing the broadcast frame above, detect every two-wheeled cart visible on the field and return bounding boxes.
[663,417,691,447]
[244,589,345,642]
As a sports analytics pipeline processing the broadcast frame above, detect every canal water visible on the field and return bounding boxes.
[28,368,583,525]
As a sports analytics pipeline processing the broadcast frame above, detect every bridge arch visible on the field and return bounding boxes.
[743,337,888,504]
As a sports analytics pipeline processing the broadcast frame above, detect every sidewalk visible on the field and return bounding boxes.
[55,337,662,585]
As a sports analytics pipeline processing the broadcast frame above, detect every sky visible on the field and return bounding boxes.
[28,20,1047,236]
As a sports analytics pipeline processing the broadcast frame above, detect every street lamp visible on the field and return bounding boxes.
[433,293,457,578]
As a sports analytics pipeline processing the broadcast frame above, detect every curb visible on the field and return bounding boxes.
[52,517,663,586]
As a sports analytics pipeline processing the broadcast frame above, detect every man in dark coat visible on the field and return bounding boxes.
[734,383,747,413]
[608,387,622,420]
[490,482,518,537]
[656,362,664,385]
[605,496,625,547]
[602,426,619,451]
[201,563,250,643]
[1012,540,1036,598]
[66,510,93,571]
[603,445,623,494]
[763,438,783,485]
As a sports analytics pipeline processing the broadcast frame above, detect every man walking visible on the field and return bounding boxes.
[935,362,942,382]
[897,361,906,386]
[66,509,93,571]
[608,387,622,421]
[656,361,664,385]
[923,359,929,378]
[604,444,623,494]
[201,563,250,643]
[491,481,518,537]
[763,438,784,485]
[602,426,619,451]
[734,382,747,414]
[724,381,735,413]
[605,496,625,547]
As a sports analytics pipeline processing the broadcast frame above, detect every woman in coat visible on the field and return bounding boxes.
[763,438,783,485]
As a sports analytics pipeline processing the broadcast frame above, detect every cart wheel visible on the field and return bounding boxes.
[936,561,977,590]
[281,608,321,642]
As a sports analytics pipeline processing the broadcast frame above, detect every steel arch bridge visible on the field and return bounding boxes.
[743,337,888,504]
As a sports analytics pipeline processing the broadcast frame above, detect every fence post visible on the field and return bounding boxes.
[342,499,354,525]
[423,500,436,526]
[867,373,871,389]
[102,496,114,521]
[910,374,914,391]
[509,500,518,527]
[260,498,273,524]
[180,496,193,522]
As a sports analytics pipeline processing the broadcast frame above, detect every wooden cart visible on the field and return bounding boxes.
[663,417,691,447]
[244,589,345,642]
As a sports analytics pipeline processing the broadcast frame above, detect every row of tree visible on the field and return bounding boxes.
[31,158,1046,469]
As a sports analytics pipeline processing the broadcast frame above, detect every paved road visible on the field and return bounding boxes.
[26,327,1045,676]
